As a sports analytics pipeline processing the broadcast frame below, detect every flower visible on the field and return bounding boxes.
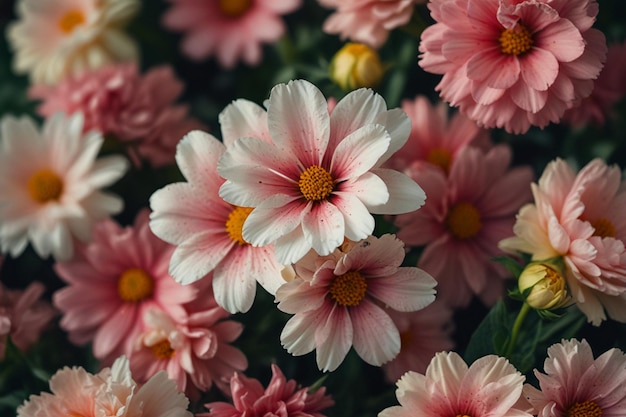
[6,0,139,84]
[419,0,607,134]
[0,281,56,360]
[199,364,334,417]
[29,63,205,168]
[318,0,423,49]
[379,351,531,417]
[329,43,385,90]
[17,356,192,417]
[518,261,571,311]
[162,0,302,68]
[395,145,533,307]
[218,79,425,265]
[524,339,626,417]
[276,234,437,372]
[500,158,626,325]
[0,112,128,261]
[53,210,197,363]
[149,128,284,314]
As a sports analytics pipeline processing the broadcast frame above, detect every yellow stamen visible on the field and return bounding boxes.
[446,202,482,239]
[218,0,252,18]
[427,148,453,174]
[590,218,615,238]
[117,268,154,302]
[225,206,254,245]
[299,165,335,201]
[27,169,64,203]
[566,401,602,417]
[329,271,367,307]
[149,339,175,360]
[499,24,533,56]
[58,9,86,34]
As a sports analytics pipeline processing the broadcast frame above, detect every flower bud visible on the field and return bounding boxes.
[329,43,384,90]
[518,262,571,311]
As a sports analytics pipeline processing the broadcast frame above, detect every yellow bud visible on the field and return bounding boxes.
[518,262,571,311]
[329,43,384,91]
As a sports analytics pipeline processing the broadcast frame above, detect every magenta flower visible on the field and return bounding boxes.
[419,0,607,134]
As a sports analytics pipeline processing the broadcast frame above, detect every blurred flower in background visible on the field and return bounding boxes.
[329,42,385,90]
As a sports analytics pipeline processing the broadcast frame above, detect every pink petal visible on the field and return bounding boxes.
[242,195,306,247]
[368,268,436,312]
[315,304,353,372]
[302,201,345,256]
[519,48,559,91]
[466,49,521,90]
[331,124,389,181]
[368,169,425,215]
[331,192,375,242]
[351,300,400,366]
[535,20,584,63]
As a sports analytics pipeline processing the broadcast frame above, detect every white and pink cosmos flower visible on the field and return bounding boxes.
[218,79,425,265]
[419,0,607,134]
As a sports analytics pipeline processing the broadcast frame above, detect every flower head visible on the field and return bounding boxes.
[518,261,571,311]
[329,43,385,90]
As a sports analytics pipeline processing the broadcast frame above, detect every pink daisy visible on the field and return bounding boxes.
[419,0,607,134]
[379,351,532,417]
[500,158,626,325]
[199,364,334,417]
[276,234,436,372]
[218,79,425,265]
[162,0,302,68]
[395,145,533,307]
[524,339,626,417]
[53,210,197,363]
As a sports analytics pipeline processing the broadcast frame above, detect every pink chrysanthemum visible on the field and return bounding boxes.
[524,339,626,417]
[218,79,425,265]
[500,158,626,325]
[199,364,334,417]
[395,145,533,307]
[276,234,436,372]
[53,210,197,363]
[419,0,607,134]
[318,0,423,48]
[379,351,532,417]
[162,0,302,68]
[17,356,192,417]
[30,63,204,168]
[0,281,56,360]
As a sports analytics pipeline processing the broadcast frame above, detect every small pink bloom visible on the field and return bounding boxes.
[276,234,436,372]
[395,145,533,307]
[199,364,334,417]
[419,0,607,134]
[162,0,302,68]
[525,339,626,417]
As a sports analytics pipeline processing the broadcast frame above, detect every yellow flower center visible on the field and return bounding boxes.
[149,339,175,360]
[427,148,453,174]
[58,9,86,34]
[329,271,367,307]
[499,24,534,56]
[299,165,335,202]
[218,0,252,18]
[225,206,254,245]
[27,169,64,203]
[446,202,482,239]
[566,401,602,417]
[117,268,154,302]
[590,218,615,238]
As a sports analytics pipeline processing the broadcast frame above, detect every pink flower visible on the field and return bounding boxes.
[381,301,455,383]
[218,79,425,265]
[276,234,436,372]
[500,158,626,325]
[395,145,533,307]
[17,356,192,417]
[0,281,56,360]
[379,351,532,417]
[319,0,423,49]
[162,0,302,68]
[419,0,607,134]
[524,339,626,417]
[53,210,197,363]
[30,63,204,168]
[199,364,334,417]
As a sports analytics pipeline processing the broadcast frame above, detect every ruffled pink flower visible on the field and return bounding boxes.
[395,145,533,307]
[53,210,197,363]
[379,351,532,417]
[162,0,302,68]
[276,234,436,372]
[381,301,454,383]
[525,339,626,417]
[419,0,607,134]
[199,364,334,417]
[30,63,204,168]
[0,281,56,360]
[218,79,425,265]
[500,158,626,325]
[318,0,423,48]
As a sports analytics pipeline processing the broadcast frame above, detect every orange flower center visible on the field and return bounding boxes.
[149,339,175,360]
[446,202,482,239]
[28,169,64,203]
[58,9,86,33]
[329,271,367,306]
[299,165,335,201]
[456,415,472,417]
[499,24,533,56]
[566,401,602,417]
[117,268,154,302]
[218,0,252,18]
[225,206,254,245]
[427,148,453,174]
[590,218,615,238]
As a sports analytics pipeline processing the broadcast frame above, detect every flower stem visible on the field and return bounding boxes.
[505,302,531,358]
